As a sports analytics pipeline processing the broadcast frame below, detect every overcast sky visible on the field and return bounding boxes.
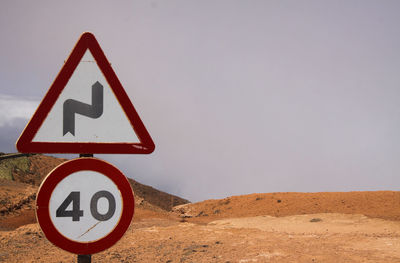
[1,1,400,202]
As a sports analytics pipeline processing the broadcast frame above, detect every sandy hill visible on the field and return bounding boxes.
[0,154,189,230]
[0,154,399,262]
[175,191,400,224]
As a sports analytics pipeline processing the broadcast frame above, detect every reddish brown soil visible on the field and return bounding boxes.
[1,155,399,262]
[177,191,400,224]
[0,179,37,230]
[1,191,400,262]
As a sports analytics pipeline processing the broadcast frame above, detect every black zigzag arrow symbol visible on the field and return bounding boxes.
[63,81,104,136]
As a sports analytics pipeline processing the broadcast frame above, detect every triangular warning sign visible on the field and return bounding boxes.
[16,32,155,154]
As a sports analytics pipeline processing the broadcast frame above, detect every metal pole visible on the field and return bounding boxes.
[78,153,93,262]
[80,153,94,158]
[77,254,91,263]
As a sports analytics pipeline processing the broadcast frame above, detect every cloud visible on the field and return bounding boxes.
[0,94,39,152]
[0,94,38,127]
[0,118,27,153]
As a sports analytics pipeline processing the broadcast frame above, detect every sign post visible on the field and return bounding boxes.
[17,32,155,262]
[77,255,91,263]
[78,153,93,262]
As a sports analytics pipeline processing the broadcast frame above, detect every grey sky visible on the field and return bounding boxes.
[1,1,399,202]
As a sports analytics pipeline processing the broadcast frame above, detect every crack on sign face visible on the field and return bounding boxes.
[77,221,102,239]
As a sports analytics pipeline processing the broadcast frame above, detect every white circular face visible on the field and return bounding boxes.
[49,170,122,242]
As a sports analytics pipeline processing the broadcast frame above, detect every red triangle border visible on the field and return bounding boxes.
[16,32,155,154]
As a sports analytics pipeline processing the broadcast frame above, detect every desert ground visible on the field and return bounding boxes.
[0,154,399,262]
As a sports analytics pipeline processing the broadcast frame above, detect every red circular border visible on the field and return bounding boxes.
[36,158,134,255]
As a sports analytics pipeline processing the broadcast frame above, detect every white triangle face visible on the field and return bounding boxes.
[32,50,140,143]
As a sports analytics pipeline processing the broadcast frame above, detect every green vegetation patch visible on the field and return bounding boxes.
[0,157,30,180]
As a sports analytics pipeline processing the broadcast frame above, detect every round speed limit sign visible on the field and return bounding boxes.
[36,158,134,254]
